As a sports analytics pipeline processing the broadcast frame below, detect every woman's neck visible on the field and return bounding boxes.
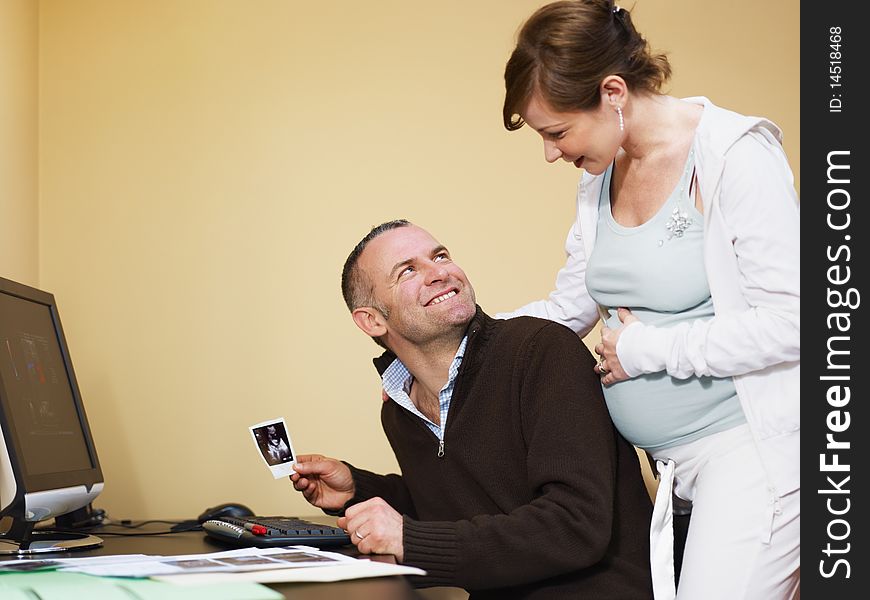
[620,95,701,162]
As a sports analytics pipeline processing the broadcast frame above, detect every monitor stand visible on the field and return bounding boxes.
[0,517,102,555]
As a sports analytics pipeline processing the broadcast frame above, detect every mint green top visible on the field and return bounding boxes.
[585,152,745,451]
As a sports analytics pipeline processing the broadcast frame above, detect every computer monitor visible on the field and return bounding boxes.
[0,276,104,554]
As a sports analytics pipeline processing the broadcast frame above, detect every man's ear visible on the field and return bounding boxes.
[352,306,388,339]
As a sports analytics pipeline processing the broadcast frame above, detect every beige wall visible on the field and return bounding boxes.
[1,0,39,286]
[30,0,799,521]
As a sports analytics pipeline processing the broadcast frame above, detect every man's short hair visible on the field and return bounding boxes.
[341,219,411,316]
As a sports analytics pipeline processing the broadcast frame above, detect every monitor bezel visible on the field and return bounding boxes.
[0,276,103,500]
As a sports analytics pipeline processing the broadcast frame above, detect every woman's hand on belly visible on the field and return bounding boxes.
[595,307,640,386]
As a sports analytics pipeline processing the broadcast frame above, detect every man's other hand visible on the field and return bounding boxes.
[338,497,404,561]
[290,454,355,511]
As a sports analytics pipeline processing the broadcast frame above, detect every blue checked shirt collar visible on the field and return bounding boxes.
[381,336,468,440]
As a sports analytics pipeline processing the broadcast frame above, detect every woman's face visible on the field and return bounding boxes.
[521,92,623,175]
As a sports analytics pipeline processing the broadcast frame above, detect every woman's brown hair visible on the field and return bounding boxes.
[503,0,671,130]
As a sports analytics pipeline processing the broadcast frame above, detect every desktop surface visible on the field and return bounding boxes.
[0,516,423,600]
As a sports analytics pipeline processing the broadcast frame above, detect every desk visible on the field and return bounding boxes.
[0,517,423,600]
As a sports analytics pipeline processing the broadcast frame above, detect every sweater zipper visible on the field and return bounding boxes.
[433,324,476,460]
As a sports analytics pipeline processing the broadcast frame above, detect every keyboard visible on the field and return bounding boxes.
[202,516,351,548]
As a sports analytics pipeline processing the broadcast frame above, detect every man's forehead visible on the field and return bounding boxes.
[362,226,442,270]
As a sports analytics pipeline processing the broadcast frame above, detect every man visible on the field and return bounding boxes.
[290,220,653,598]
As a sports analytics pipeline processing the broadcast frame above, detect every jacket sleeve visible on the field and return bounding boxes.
[496,222,601,339]
[402,324,624,588]
[617,130,800,378]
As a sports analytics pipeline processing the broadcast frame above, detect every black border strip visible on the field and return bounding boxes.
[802,5,866,596]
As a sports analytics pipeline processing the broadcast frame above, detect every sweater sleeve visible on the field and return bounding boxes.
[496,221,601,339]
[617,130,800,379]
[402,324,621,588]
[336,462,418,518]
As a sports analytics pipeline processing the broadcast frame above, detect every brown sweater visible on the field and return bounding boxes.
[344,309,653,599]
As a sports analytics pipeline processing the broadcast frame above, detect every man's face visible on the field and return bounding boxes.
[357,226,476,348]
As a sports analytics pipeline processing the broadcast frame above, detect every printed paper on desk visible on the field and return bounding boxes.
[0,570,282,600]
[61,547,355,577]
[154,560,427,585]
[249,417,297,478]
[0,554,155,572]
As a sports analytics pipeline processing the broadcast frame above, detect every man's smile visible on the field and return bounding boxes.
[425,289,458,306]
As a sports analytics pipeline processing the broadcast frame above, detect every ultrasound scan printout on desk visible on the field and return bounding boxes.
[249,417,297,478]
[60,547,355,577]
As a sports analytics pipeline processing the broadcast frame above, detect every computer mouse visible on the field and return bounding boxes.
[197,502,255,523]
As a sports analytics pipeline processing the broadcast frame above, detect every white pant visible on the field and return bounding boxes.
[652,424,800,600]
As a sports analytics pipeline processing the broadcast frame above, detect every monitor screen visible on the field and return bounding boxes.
[0,293,94,477]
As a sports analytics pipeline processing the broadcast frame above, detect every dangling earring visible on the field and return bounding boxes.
[616,106,624,132]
